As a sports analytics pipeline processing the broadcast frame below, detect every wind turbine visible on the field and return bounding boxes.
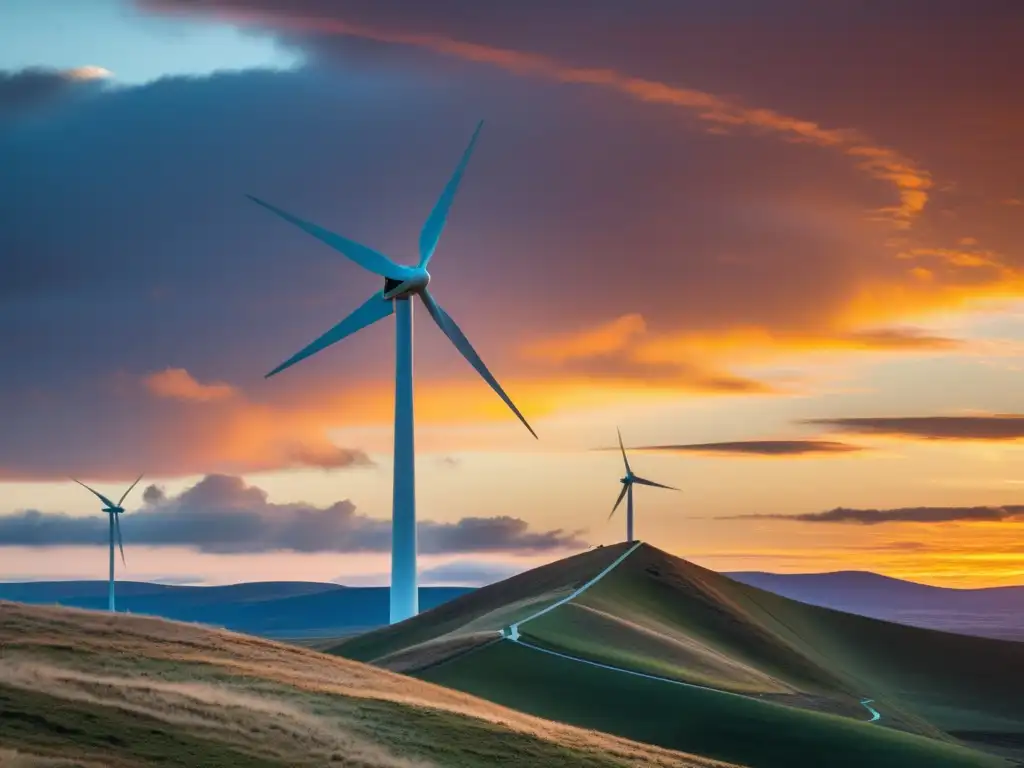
[609,429,677,543]
[249,120,536,625]
[72,475,143,612]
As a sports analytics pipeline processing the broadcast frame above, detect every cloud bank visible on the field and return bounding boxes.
[628,440,864,457]
[808,415,1024,441]
[726,505,1024,525]
[0,474,586,554]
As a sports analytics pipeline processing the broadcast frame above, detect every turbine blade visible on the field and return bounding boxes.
[114,513,126,566]
[267,291,394,378]
[632,476,679,491]
[71,478,118,509]
[617,427,632,474]
[419,120,484,267]
[247,195,410,279]
[608,483,629,519]
[420,289,537,438]
[118,473,144,507]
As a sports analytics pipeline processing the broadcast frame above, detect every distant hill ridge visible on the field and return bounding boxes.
[4,566,1024,640]
[0,579,471,638]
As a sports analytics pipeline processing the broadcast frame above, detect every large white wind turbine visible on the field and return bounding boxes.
[72,475,144,612]
[249,120,536,625]
[609,429,677,543]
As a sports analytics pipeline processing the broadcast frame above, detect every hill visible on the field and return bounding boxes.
[0,581,471,639]
[0,600,735,768]
[331,542,1021,768]
[727,570,1024,641]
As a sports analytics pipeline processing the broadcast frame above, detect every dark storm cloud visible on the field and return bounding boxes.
[142,485,166,505]
[0,67,108,117]
[0,474,586,553]
[807,415,1024,441]
[724,505,1024,525]
[629,440,864,457]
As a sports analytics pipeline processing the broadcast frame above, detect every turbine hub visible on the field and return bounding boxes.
[383,268,430,300]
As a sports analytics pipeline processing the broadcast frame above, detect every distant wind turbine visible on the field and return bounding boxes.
[249,120,536,625]
[609,429,677,542]
[72,475,143,612]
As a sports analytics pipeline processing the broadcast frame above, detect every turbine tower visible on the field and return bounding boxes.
[609,428,677,542]
[250,121,536,625]
[72,475,144,612]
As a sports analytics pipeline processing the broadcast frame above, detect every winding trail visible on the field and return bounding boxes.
[860,699,881,722]
[500,540,882,724]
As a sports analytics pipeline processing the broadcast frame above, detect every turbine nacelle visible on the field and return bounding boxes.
[383,268,430,300]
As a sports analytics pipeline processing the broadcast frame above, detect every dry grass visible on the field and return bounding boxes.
[0,749,97,767]
[0,601,735,768]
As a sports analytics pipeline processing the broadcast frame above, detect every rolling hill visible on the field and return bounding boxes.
[0,600,733,768]
[727,570,1024,641]
[331,542,1022,768]
[0,581,471,639]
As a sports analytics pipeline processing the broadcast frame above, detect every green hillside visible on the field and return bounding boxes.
[332,542,1021,768]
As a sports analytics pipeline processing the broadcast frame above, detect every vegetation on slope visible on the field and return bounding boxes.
[0,601,734,768]
[421,639,1005,768]
[336,542,1018,768]
[336,543,632,668]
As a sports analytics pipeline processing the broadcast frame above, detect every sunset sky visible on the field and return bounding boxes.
[2,0,1024,589]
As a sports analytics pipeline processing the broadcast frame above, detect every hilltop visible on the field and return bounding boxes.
[332,542,1021,768]
[0,600,734,768]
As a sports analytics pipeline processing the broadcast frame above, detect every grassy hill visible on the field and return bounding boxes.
[0,600,734,768]
[331,543,1020,768]
[0,581,471,640]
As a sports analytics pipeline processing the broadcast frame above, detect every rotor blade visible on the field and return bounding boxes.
[113,513,126,567]
[118,473,144,507]
[617,427,632,474]
[247,195,411,279]
[632,476,679,491]
[71,478,118,509]
[420,289,537,438]
[419,120,484,268]
[267,291,394,379]
[608,483,630,519]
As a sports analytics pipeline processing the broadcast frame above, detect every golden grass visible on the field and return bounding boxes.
[0,601,735,768]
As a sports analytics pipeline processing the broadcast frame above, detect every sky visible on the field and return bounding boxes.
[2,0,1024,589]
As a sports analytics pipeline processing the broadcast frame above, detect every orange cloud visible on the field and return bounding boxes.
[521,314,646,363]
[898,246,1010,273]
[628,324,959,371]
[144,368,238,402]
[145,4,931,227]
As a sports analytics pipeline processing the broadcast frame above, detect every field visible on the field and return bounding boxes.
[0,600,737,768]
[332,543,1021,768]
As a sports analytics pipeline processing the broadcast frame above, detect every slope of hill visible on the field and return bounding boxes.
[0,600,734,768]
[727,571,1024,641]
[0,581,471,639]
[331,543,1020,768]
